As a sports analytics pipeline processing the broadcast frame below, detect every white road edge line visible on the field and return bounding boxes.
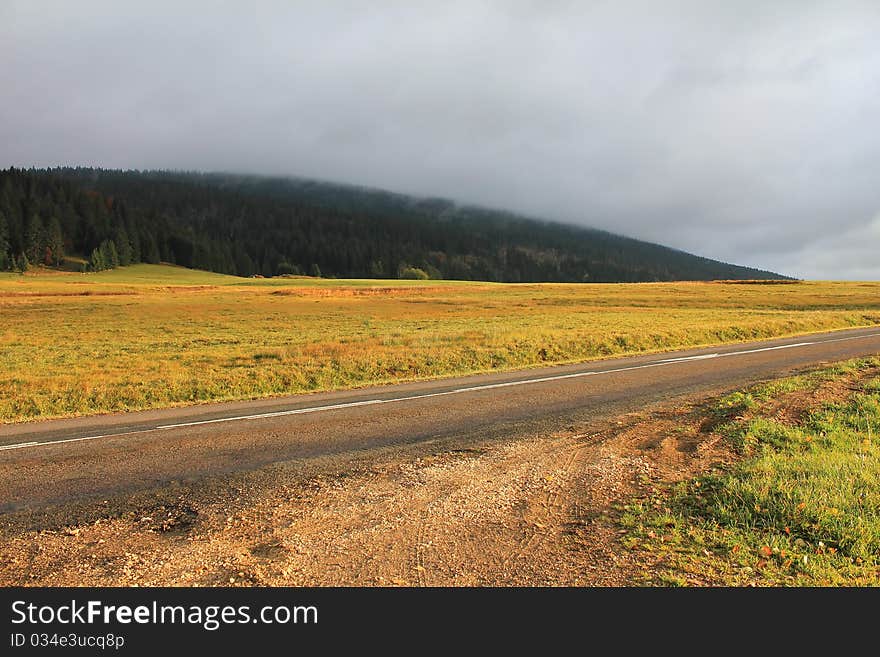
[719,342,813,356]
[0,441,37,451]
[656,353,720,363]
[3,330,880,452]
[0,429,164,452]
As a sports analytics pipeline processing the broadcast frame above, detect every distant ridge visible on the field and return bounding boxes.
[0,167,788,282]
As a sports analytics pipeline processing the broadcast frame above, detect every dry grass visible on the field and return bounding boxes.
[2,264,880,423]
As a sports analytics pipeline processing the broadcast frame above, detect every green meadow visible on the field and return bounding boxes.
[622,357,880,586]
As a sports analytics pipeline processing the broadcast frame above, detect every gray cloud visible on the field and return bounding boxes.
[2,1,878,279]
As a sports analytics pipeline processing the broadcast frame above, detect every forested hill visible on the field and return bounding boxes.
[0,167,787,282]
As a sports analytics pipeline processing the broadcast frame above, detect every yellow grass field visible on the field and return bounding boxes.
[2,264,879,423]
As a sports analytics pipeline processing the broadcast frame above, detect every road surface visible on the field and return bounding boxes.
[2,326,879,510]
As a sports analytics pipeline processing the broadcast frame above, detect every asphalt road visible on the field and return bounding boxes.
[2,326,879,511]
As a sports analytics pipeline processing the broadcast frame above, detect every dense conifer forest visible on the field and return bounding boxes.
[0,167,785,281]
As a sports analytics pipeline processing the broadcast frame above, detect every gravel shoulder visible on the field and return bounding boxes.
[0,390,740,587]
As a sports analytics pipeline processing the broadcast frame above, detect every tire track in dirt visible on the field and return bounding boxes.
[499,443,583,574]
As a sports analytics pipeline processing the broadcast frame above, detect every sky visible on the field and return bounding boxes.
[1,1,878,280]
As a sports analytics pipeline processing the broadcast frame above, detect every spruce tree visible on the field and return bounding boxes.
[89,246,105,271]
[143,233,161,264]
[25,213,44,265]
[129,228,141,263]
[100,239,119,269]
[114,226,132,266]
[0,210,10,270]
[47,217,64,266]
[235,250,255,277]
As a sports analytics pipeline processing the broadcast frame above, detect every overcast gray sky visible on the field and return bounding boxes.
[2,1,878,279]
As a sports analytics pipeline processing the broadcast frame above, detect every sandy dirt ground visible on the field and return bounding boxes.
[0,389,742,587]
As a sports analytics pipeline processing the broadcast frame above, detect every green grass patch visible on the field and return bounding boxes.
[622,357,880,586]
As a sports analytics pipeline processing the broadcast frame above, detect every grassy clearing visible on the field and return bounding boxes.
[621,357,880,586]
[2,264,880,423]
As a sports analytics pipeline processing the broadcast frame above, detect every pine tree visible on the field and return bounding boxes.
[114,226,132,266]
[0,210,10,270]
[143,233,161,264]
[235,250,255,277]
[47,217,64,266]
[309,263,322,278]
[129,228,141,263]
[89,246,105,271]
[100,239,119,269]
[25,213,44,265]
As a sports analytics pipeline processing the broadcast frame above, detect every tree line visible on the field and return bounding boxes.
[0,167,786,282]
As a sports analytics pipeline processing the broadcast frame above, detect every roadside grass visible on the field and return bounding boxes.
[620,357,880,586]
[2,264,880,423]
